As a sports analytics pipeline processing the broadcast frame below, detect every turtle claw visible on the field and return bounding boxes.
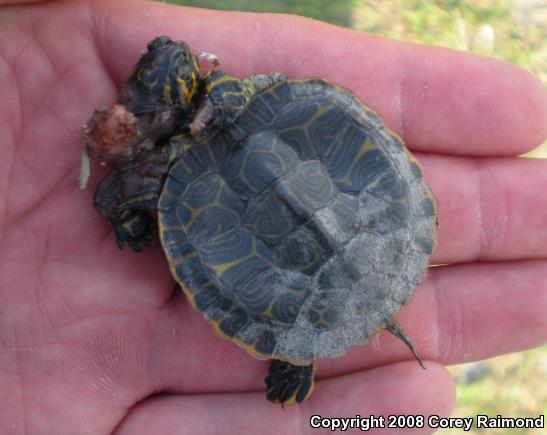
[265,360,315,407]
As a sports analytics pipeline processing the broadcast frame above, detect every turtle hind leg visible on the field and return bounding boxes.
[385,319,426,369]
[265,360,315,407]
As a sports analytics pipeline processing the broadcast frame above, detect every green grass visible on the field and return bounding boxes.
[164,0,357,27]
[351,0,547,158]
[445,346,547,434]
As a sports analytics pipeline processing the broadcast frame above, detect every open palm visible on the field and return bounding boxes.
[1,1,546,434]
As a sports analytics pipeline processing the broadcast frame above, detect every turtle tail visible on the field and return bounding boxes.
[385,319,425,369]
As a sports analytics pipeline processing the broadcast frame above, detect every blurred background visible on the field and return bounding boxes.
[162,1,547,432]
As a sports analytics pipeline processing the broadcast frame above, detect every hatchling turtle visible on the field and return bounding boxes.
[82,36,437,406]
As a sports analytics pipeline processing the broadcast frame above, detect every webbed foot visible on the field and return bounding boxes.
[265,360,315,406]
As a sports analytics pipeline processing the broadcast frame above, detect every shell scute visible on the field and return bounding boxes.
[157,78,436,363]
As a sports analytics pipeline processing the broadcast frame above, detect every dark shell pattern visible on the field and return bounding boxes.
[158,78,436,364]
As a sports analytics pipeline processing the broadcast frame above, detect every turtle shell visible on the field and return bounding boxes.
[158,78,436,364]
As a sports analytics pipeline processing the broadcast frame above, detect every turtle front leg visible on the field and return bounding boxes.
[265,360,315,406]
[189,71,286,135]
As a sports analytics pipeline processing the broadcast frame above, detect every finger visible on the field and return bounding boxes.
[421,154,547,264]
[0,1,45,5]
[4,2,545,222]
[115,362,454,435]
[408,260,547,362]
[87,0,547,155]
[144,260,546,394]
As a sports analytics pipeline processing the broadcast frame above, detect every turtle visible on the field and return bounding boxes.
[83,36,437,406]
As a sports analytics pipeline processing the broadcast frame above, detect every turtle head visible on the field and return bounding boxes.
[120,36,200,118]
[93,145,171,251]
[81,37,200,166]
[93,166,126,219]
[93,144,171,220]
[92,165,150,250]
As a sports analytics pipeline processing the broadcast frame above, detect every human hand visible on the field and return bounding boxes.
[1,1,546,433]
